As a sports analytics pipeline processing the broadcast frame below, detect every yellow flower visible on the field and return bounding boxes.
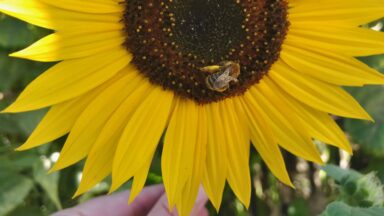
[1,0,384,215]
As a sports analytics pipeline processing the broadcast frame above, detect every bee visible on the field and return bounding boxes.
[200,61,241,92]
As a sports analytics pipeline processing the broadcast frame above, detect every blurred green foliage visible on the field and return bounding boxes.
[321,202,384,216]
[1,13,384,216]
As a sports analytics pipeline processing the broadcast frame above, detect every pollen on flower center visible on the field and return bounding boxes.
[170,0,246,62]
[123,0,289,103]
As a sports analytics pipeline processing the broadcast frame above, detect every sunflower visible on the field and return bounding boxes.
[1,0,384,215]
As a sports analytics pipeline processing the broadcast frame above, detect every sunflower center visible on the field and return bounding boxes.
[170,0,246,62]
[123,0,289,103]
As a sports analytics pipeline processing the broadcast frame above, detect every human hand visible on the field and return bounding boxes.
[52,184,208,216]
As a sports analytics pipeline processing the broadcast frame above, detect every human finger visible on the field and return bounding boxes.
[147,186,208,216]
[52,184,164,216]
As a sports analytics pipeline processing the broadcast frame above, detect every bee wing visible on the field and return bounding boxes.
[219,68,232,78]
[214,70,231,83]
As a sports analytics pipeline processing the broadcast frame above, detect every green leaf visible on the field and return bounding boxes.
[321,202,384,216]
[33,159,62,210]
[288,198,310,216]
[323,165,384,207]
[147,172,163,184]
[0,172,33,216]
[322,164,362,183]
[7,206,45,216]
[0,151,40,172]
[344,86,384,157]
[0,50,47,94]
[15,109,47,136]
[0,14,50,50]
[0,115,21,134]
[367,158,384,184]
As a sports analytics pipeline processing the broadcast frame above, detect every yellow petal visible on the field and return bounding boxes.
[111,88,174,192]
[290,0,384,26]
[220,99,251,207]
[39,0,123,14]
[263,77,352,153]
[240,97,293,187]
[163,99,206,215]
[17,81,108,151]
[250,84,323,164]
[3,48,131,113]
[11,31,124,62]
[286,25,384,57]
[129,156,154,204]
[162,99,199,209]
[51,68,140,171]
[74,77,150,197]
[280,45,384,86]
[176,107,207,216]
[0,0,122,31]
[202,102,228,211]
[269,61,372,121]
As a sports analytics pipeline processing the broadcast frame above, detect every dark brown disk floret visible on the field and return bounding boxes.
[122,0,289,103]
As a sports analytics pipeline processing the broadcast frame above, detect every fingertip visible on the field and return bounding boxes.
[191,186,209,216]
[198,207,209,216]
[147,193,175,216]
[196,186,208,205]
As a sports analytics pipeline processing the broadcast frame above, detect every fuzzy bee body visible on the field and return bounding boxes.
[201,61,241,92]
